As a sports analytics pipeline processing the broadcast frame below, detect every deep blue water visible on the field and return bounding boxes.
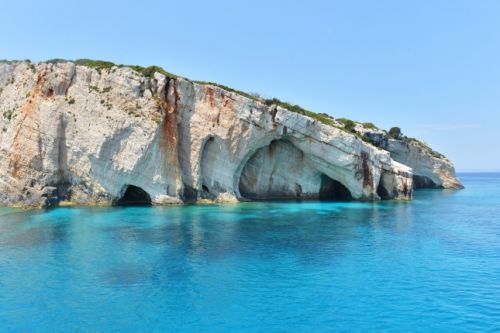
[0,173,499,332]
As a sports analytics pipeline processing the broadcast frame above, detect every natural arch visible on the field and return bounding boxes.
[239,139,353,201]
[376,172,393,200]
[376,181,391,200]
[319,174,353,201]
[115,185,152,206]
[413,175,441,189]
[199,136,228,199]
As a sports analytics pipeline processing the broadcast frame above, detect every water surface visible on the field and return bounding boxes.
[0,173,499,332]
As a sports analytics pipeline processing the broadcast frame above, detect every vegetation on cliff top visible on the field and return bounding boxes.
[44,59,180,79]
[386,127,445,159]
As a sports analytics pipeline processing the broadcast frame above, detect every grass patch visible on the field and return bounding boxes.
[74,59,116,72]
[304,111,335,126]
[193,81,257,100]
[46,58,69,64]
[263,98,337,126]
[362,122,378,130]
[428,149,445,159]
[36,59,179,79]
[337,118,356,133]
[264,98,307,114]
[128,65,178,79]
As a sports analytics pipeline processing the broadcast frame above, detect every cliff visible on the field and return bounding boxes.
[0,60,461,208]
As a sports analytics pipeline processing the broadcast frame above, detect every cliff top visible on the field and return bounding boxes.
[0,58,448,161]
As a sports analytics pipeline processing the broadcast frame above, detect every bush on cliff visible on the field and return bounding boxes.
[75,59,116,72]
[337,118,356,133]
[388,127,402,139]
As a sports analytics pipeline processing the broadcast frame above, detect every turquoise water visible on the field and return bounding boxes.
[0,173,499,332]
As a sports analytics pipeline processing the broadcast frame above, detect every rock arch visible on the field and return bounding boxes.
[376,171,395,200]
[238,139,353,200]
[199,136,231,198]
[319,174,353,201]
[376,180,391,200]
[114,185,152,206]
[413,175,441,189]
[376,171,413,200]
[232,134,282,199]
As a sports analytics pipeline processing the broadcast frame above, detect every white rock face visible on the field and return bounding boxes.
[0,61,458,208]
[354,122,463,190]
[239,140,326,200]
[384,139,463,189]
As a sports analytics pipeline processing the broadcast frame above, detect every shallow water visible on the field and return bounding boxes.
[0,173,499,332]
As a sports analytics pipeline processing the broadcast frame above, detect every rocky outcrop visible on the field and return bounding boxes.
[0,61,459,208]
[357,126,463,189]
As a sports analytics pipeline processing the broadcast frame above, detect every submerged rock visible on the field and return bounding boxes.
[0,60,461,208]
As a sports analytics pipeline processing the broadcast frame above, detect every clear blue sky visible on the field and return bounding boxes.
[1,0,499,171]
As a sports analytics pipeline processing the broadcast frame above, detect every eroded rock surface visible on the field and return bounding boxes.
[0,61,459,207]
[356,126,463,189]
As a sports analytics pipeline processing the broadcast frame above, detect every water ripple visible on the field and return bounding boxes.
[0,174,499,332]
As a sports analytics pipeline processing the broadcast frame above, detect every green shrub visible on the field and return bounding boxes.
[362,122,377,130]
[429,149,445,159]
[70,59,179,79]
[388,127,402,139]
[404,136,418,143]
[264,98,309,115]
[123,64,178,79]
[361,135,376,144]
[318,112,334,120]
[138,65,178,79]
[46,58,69,64]
[337,118,357,133]
[75,59,116,72]
[126,65,145,73]
[304,111,335,126]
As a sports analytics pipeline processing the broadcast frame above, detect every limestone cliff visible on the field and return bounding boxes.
[0,60,460,208]
[356,126,463,189]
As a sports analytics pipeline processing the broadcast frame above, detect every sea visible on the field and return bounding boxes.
[0,173,498,332]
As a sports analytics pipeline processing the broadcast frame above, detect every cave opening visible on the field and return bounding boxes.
[199,136,225,199]
[319,174,353,201]
[115,185,152,206]
[413,175,441,189]
[376,182,391,200]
